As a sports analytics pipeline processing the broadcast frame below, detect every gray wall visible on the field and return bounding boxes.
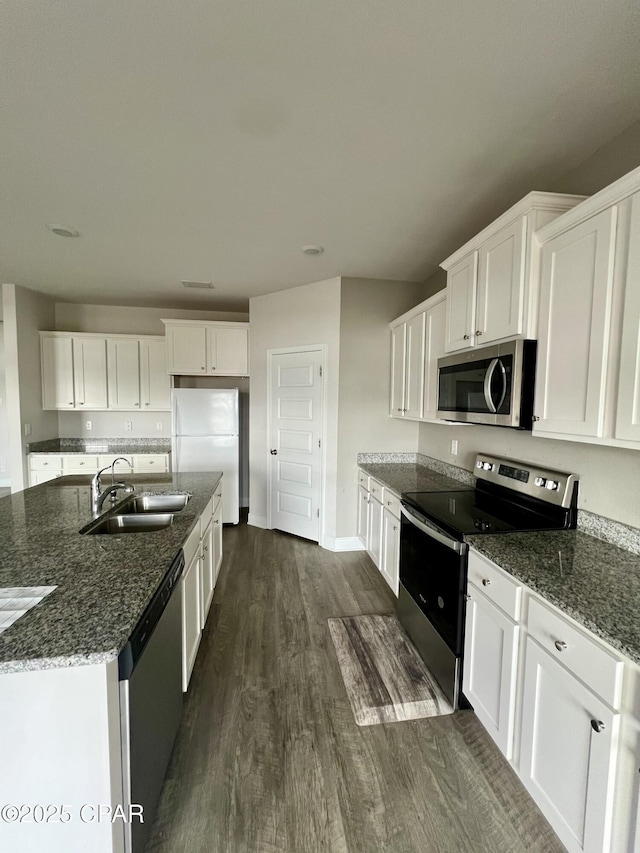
[0,323,10,485]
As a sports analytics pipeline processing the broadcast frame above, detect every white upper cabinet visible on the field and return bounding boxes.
[107,338,140,409]
[163,320,249,376]
[441,192,585,353]
[140,339,171,410]
[41,334,75,409]
[72,337,108,409]
[533,167,640,449]
[390,290,447,422]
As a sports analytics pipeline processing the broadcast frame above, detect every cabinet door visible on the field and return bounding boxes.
[166,324,208,375]
[367,494,383,569]
[423,295,446,420]
[200,517,214,626]
[107,338,140,409]
[209,327,249,375]
[462,584,519,758]
[404,312,425,419]
[41,335,75,409]
[444,251,478,352]
[615,191,640,443]
[476,216,526,343]
[73,337,108,409]
[381,508,400,596]
[519,637,620,853]
[357,485,369,545]
[181,552,202,692]
[534,207,617,439]
[30,470,61,485]
[212,496,223,584]
[390,324,406,417]
[140,339,171,410]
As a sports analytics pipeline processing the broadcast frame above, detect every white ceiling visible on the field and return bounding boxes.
[2,0,640,312]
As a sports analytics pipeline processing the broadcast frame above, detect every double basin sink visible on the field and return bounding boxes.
[84,493,191,535]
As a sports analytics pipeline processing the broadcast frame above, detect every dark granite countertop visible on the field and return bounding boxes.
[0,471,221,673]
[466,531,640,666]
[358,462,470,496]
[28,437,171,455]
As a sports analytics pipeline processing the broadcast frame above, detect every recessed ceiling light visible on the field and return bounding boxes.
[181,280,215,289]
[46,224,79,237]
[301,244,324,256]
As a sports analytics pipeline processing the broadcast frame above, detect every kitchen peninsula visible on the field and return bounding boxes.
[0,471,222,853]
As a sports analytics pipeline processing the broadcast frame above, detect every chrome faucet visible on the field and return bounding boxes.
[91,457,134,515]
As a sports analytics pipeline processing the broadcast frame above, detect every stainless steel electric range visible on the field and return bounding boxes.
[398,453,579,708]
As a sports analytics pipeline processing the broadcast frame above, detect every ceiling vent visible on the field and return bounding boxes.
[181,280,214,289]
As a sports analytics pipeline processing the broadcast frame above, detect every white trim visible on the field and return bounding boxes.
[247,513,267,529]
[441,192,586,269]
[321,536,366,552]
[388,288,446,329]
[535,165,640,244]
[266,344,327,544]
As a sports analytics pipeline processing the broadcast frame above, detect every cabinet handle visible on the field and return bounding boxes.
[145,402,150,406]
[464,593,471,601]
[43,462,48,466]
[201,366,205,371]
[211,366,216,370]
[135,403,139,407]
[270,449,278,455]
[79,402,84,406]
[475,330,482,336]
[481,578,491,587]
[591,719,606,733]
[393,525,397,531]
[69,402,73,405]
[463,334,470,340]
[387,501,392,506]
[204,545,208,552]
[532,416,540,422]
[397,408,402,412]
[554,640,567,652]
[149,461,155,465]
[214,519,219,525]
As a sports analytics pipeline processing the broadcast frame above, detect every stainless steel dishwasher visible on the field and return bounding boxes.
[119,549,184,853]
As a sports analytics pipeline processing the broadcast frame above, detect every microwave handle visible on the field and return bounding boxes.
[483,358,500,413]
[495,359,507,412]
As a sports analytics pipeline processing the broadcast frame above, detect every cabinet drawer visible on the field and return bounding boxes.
[98,454,134,470]
[200,496,214,532]
[368,477,384,501]
[183,523,201,569]
[527,596,624,708]
[382,489,401,518]
[213,483,223,511]
[358,469,369,489]
[132,454,168,471]
[29,455,62,471]
[467,550,522,621]
[61,455,99,471]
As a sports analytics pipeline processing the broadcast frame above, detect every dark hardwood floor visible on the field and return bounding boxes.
[147,519,565,853]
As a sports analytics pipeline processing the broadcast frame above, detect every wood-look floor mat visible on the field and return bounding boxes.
[328,614,454,726]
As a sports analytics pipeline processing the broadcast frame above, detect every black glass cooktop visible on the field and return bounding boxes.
[402,488,568,538]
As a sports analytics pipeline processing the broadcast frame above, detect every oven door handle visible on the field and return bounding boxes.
[483,358,500,413]
[400,505,466,553]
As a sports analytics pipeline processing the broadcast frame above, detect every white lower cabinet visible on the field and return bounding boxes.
[28,452,170,486]
[212,486,223,583]
[357,470,400,597]
[367,491,383,568]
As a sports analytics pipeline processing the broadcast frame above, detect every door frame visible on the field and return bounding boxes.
[266,344,328,544]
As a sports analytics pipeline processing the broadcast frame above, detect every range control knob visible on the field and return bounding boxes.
[534,476,546,487]
[482,462,493,471]
[476,460,483,469]
[545,479,559,491]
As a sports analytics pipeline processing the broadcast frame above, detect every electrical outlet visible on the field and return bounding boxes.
[124,421,132,432]
[450,439,458,456]
[156,421,163,431]
[24,422,31,436]
[85,420,92,431]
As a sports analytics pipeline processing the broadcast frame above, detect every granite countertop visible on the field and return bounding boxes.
[358,456,640,668]
[28,437,171,455]
[358,462,471,495]
[0,471,221,674]
[467,530,640,666]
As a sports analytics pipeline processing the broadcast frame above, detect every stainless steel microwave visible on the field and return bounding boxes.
[436,339,537,428]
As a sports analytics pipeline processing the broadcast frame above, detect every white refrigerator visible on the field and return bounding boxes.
[171,388,240,524]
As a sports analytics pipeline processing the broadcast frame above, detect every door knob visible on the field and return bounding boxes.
[270,449,278,455]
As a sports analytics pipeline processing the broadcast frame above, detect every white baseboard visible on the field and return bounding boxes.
[321,536,366,552]
[248,513,267,529]
[0,478,10,488]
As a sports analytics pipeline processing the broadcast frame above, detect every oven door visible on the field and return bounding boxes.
[398,504,468,707]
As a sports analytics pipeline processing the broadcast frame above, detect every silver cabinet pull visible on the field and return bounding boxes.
[475,330,482,336]
[591,719,605,733]
[201,366,205,370]
[464,594,471,601]
[463,334,470,340]
[393,525,397,531]
[481,578,491,587]
[554,640,567,652]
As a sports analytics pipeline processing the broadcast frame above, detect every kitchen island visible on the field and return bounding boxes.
[0,471,222,853]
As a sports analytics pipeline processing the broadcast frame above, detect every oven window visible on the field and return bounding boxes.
[399,514,466,655]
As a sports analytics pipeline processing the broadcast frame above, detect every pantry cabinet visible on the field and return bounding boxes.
[162,320,249,376]
[389,290,447,422]
[441,192,585,353]
[533,167,640,449]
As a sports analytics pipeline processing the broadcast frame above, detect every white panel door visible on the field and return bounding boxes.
[476,216,526,343]
[140,339,171,410]
[390,324,406,417]
[41,335,75,409]
[534,207,617,438]
[444,251,478,352]
[519,637,619,853]
[107,338,140,409]
[73,337,108,409]
[269,350,322,541]
[404,312,425,419]
[423,294,446,420]
[615,191,640,442]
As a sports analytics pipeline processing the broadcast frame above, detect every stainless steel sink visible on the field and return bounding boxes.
[120,494,191,514]
[85,513,175,534]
